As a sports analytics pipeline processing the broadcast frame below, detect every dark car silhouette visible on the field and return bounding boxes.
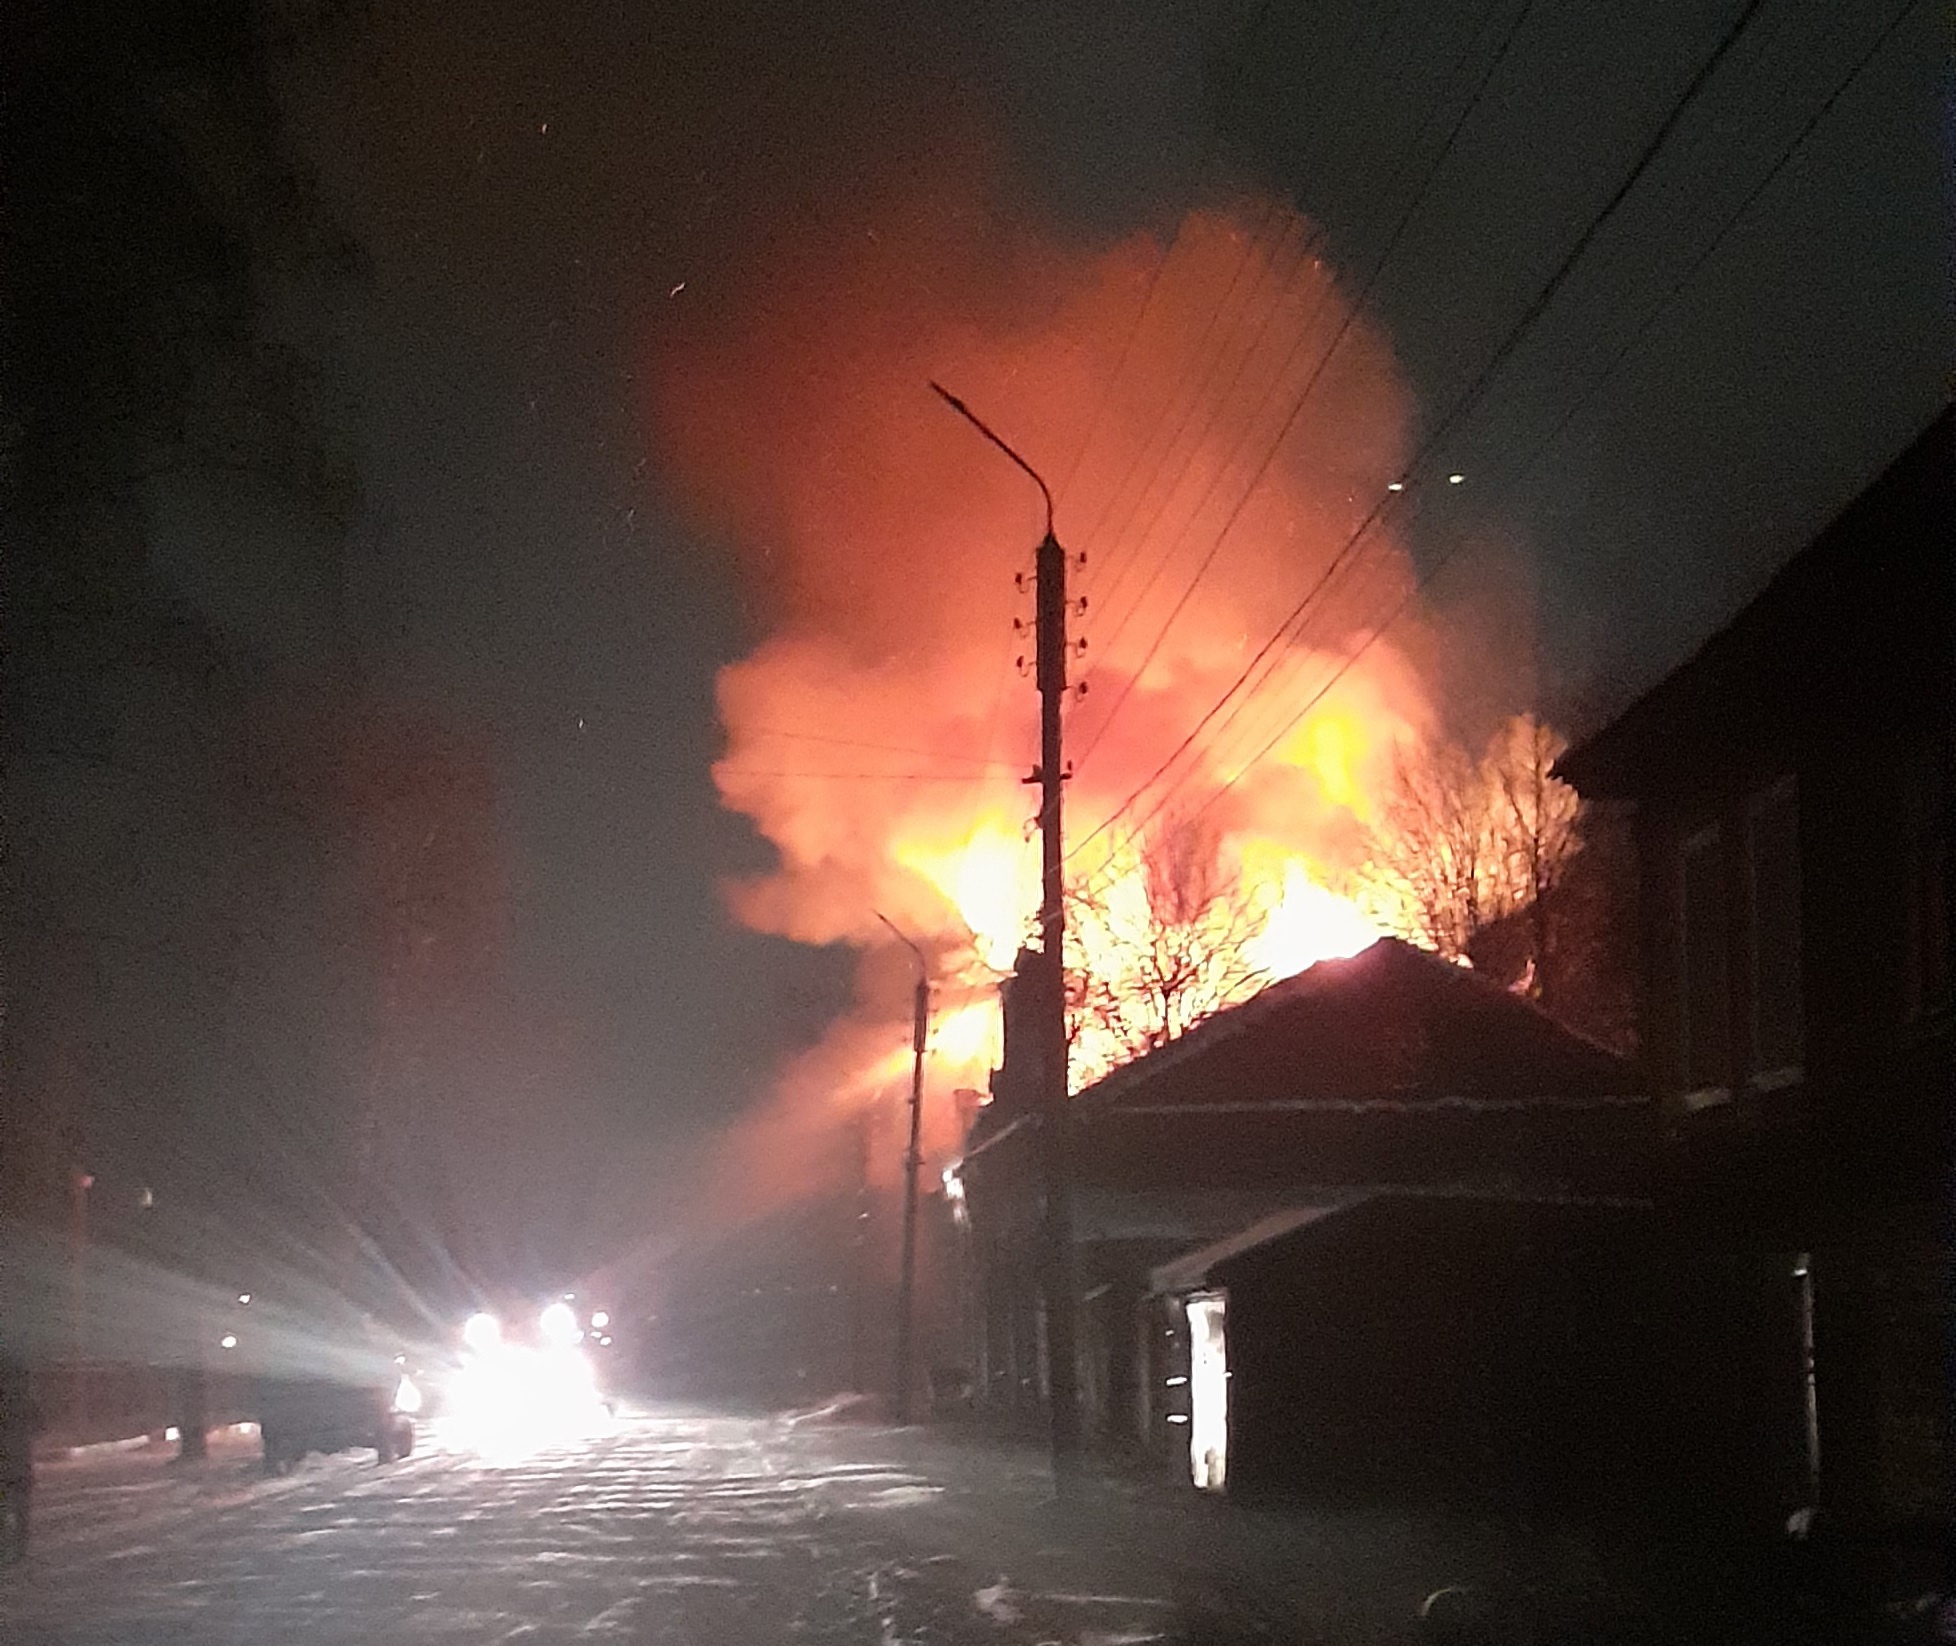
[256,1375,414,1473]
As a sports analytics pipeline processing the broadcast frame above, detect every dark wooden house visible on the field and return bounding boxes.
[1557,406,1953,1536]
[955,936,1657,1499]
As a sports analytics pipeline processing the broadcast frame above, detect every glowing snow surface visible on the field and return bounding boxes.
[2,1406,1655,1643]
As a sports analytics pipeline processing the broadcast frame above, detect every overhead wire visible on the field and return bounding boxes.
[1062,0,1322,601]
[1071,0,1430,628]
[1069,0,1777,880]
[1068,0,1541,782]
[1101,0,1905,887]
[1151,0,1826,813]
[1072,198,1302,616]
[1109,0,1832,815]
[937,0,1387,916]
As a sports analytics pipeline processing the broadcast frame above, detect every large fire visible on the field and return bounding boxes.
[650,161,1489,1213]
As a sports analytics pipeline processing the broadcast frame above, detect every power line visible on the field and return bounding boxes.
[1075,208,1325,644]
[1190,0,1933,825]
[1073,0,1443,625]
[1070,0,1775,871]
[1072,199,1300,611]
[1060,0,1323,564]
[1119,0,1863,824]
[1511,0,1928,493]
[1070,0,1541,780]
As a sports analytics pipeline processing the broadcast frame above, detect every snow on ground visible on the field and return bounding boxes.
[1,1404,1634,1644]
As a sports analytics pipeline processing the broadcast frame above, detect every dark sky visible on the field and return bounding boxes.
[145,0,1948,1272]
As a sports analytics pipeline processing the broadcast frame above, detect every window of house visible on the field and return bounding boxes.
[1680,824,1729,1098]
[1746,777,1803,1082]
[1901,739,1951,1022]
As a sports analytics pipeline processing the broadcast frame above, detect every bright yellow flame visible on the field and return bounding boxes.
[932,999,1001,1070]
[899,820,1033,971]
[1244,860,1382,979]
[1274,706,1368,813]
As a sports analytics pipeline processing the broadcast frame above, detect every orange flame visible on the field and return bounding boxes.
[652,155,1456,1202]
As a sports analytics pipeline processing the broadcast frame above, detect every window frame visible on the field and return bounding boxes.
[1744,774,1804,1089]
[1678,820,1731,1107]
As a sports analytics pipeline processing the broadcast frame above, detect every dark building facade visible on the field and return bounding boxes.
[1558,406,1953,1534]
[956,937,1657,1496]
[1153,1194,1672,1507]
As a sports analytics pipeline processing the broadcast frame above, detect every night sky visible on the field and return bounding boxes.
[11,0,1949,1296]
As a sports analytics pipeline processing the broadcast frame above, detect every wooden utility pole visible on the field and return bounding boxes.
[1033,523,1082,1481]
[847,1110,871,1394]
[930,382,1081,1486]
[879,914,930,1424]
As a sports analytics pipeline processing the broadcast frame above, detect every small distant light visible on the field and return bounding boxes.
[598,1335,613,1347]
[138,1187,155,1209]
[237,1293,251,1306]
[394,1353,406,1366]
[590,1310,610,1330]
[219,1334,238,1350]
[1386,480,1404,493]
[1166,1413,1190,1424]
[1447,472,1464,485]
[165,1426,180,1442]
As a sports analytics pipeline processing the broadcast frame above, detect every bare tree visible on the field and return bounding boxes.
[1069,812,1271,1072]
[1355,715,1583,993]
[1490,715,1583,1005]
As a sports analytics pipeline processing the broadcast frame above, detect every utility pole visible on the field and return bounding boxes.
[931,382,1081,1487]
[68,1161,92,1440]
[847,1109,871,1395]
[878,913,929,1424]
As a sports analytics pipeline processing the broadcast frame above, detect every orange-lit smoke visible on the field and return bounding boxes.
[652,163,1449,1211]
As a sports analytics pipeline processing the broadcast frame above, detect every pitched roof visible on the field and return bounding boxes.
[1558,405,1953,799]
[1147,1201,1362,1295]
[1149,1185,1656,1295]
[1078,936,1638,1114]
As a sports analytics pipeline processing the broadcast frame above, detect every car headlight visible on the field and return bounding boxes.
[393,1375,423,1415]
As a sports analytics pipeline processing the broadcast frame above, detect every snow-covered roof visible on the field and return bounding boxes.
[1079,937,1639,1115]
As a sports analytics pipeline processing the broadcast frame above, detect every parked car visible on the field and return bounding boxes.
[256,1375,415,1473]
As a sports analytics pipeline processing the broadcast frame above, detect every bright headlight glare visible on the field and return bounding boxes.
[393,1374,423,1415]
[463,1311,501,1354]
[447,1340,607,1461]
[539,1300,580,1347]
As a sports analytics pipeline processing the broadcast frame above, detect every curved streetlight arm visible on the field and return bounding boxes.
[874,910,928,982]
[929,381,1055,541]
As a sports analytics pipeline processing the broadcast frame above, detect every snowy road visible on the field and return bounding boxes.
[0,1408,1306,1645]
